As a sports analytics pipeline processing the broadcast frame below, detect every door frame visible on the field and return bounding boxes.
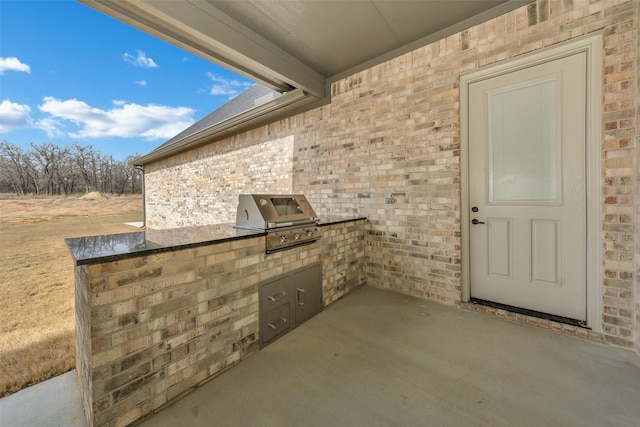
[460,33,603,331]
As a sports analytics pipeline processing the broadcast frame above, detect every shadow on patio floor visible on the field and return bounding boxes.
[2,286,639,426]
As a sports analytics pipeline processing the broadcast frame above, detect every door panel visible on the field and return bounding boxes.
[469,52,586,321]
[487,218,512,278]
[531,220,560,286]
[293,263,322,324]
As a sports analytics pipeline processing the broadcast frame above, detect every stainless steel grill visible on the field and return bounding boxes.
[235,194,321,253]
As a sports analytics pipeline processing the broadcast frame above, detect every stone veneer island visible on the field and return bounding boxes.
[66,217,366,427]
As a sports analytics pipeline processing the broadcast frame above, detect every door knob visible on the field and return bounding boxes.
[472,219,485,225]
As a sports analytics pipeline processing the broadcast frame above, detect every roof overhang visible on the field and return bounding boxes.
[132,88,311,165]
[79,0,534,165]
[80,0,327,97]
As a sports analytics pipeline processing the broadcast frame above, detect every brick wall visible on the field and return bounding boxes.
[601,8,638,348]
[321,220,367,304]
[635,0,640,358]
[74,220,365,426]
[144,0,639,351]
[75,265,93,425]
[144,135,294,229]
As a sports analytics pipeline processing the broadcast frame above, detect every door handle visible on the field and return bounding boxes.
[472,219,485,225]
[297,288,306,306]
[267,317,287,329]
[267,291,287,302]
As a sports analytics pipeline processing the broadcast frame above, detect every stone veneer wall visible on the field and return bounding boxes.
[636,0,640,357]
[74,220,365,427]
[143,0,639,351]
[75,264,93,424]
[144,135,295,229]
[322,221,368,304]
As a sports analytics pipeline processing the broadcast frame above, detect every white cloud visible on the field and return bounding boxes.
[123,50,158,68]
[206,73,252,99]
[0,57,31,75]
[135,80,147,87]
[37,97,195,140]
[36,117,63,138]
[0,100,33,132]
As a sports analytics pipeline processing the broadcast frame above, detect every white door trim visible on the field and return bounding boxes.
[460,33,603,331]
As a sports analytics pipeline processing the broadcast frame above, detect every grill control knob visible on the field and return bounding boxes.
[294,233,301,240]
[306,230,314,237]
[280,235,287,243]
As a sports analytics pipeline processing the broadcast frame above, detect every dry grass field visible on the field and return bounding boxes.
[0,193,143,397]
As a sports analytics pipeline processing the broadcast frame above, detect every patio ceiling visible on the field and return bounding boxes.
[79,0,533,164]
[81,0,531,99]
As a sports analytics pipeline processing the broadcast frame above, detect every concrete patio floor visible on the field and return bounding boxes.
[0,369,86,427]
[2,285,640,426]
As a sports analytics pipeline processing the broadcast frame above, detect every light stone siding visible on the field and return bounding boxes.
[75,265,93,426]
[74,220,365,426]
[145,135,295,229]
[321,220,367,304]
[144,0,639,352]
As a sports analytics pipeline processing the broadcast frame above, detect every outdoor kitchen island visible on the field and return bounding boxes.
[66,216,366,427]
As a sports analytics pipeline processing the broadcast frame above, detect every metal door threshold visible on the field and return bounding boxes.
[470,298,589,329]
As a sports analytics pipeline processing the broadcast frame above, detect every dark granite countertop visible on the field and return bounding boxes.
[65,223,263,266]
[66,216,366,266]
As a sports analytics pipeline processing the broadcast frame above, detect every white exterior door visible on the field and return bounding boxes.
[468,52,587,321]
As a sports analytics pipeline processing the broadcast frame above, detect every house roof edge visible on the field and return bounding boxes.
[133,88,317,166]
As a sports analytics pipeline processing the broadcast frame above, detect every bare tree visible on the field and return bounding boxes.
[0,141,37,195]
[70,143,99,193]
[125,156,143,194]
[57,152,79,195]
[0,140,142,196]
[30,143,71,195]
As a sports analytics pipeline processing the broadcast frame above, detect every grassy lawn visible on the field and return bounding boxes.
[0,194,143,397]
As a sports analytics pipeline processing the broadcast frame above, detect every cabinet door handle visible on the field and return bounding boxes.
[267,291,286,302]
[297,288,306,306]
[267,317,287,329]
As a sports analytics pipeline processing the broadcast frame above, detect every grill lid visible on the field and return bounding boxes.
[235,194,318,230]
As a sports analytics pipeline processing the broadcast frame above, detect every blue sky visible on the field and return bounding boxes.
[0,0,255,160]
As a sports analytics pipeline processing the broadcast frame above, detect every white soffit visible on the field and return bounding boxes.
[80,0,532,98]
